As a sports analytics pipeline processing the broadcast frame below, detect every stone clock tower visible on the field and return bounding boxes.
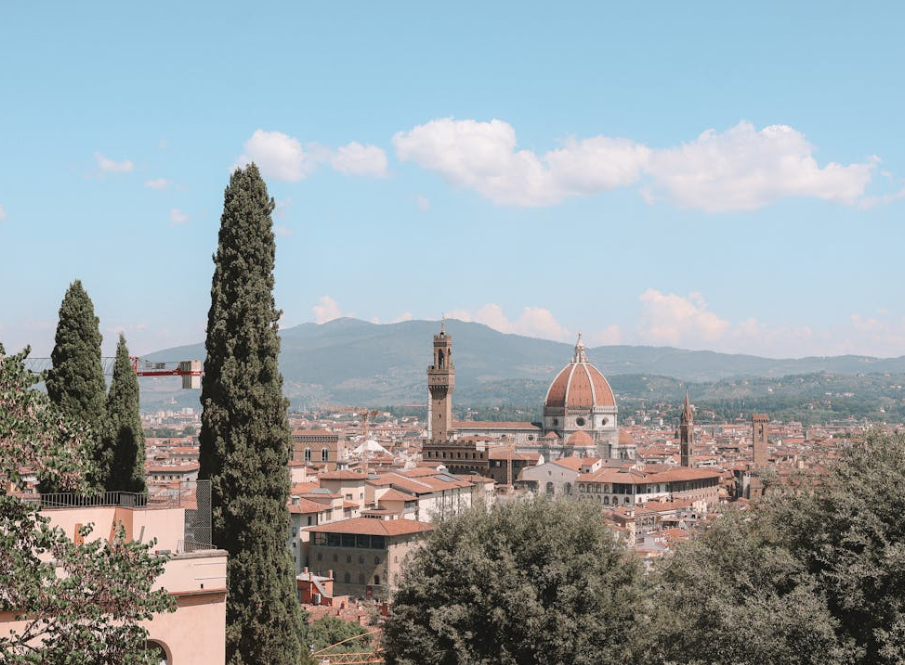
[427,320,455,443]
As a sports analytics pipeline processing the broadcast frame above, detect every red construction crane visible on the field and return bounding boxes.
[23,357,203,390]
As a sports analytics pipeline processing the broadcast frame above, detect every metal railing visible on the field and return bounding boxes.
[177,538,217,553]
[38,491,150,509]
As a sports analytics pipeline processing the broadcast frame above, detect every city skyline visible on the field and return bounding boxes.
[2,1,904,359]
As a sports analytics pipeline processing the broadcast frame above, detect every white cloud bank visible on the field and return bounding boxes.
[393,118,883,211]
[447,304,572,342]
[0,202,6,221]
[235,130,388,182]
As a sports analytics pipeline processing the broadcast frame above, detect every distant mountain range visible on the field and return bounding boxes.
[139,317,905,410]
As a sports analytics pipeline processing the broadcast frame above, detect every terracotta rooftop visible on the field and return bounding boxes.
[318,470,366,481]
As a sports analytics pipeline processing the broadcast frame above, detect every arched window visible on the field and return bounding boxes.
[304,447,311,462]
[545,482,554,496]
[146,640,171,665]
[321,447,329,462]
[374,575,381,585]
[604,496,610,505]
[564,483,573,496]
[438,349,445,368]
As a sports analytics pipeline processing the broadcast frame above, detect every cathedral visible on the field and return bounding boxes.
[424,322,636,466]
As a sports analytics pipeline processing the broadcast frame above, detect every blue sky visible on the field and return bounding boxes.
[1,1,904,359]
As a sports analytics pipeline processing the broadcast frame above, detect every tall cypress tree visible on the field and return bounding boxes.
[45,280,107,490]
[102,333,146,493]
[198,164,307,665]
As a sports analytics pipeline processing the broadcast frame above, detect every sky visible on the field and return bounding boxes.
[1,1,904,360]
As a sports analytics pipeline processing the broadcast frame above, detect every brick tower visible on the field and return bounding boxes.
[679,390,694,467]
[427,320,455,443]
[752,413,769,468]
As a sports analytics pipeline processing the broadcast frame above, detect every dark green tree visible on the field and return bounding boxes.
[197,164,308,665]
[102,333,146,493]
[44,280,107,490]
[383,496,643,665]
[773,430,905,664]
[640,509,858,665]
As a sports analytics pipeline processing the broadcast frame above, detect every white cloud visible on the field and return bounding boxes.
[274,225,293,237]
[236,129,311,182]
[169,208,190,225]
[313,296,343,324]
[448,303,571,341]
[393,312,414,323]
[393,118,648,206]
[94,152,134,174]
[394,118,882,211]
[236,130,388,182]
[643,122,876,212]
[331,142,388,177]
[629,288,905,358]
[637,289,731,347]
[859,184,905,210]
[0,202,6,221]
[144,178,172,189]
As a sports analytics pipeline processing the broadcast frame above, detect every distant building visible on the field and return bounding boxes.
[291,429,345,471]
[424,326,634,469]
[305,516,434,601]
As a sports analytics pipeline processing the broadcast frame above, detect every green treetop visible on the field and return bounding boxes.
[384,496,643,665]
[44,280,107,491]
[102,333,146,493]
[197,164,308,665]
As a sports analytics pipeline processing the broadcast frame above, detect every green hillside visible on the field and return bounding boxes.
[139,317,905,414]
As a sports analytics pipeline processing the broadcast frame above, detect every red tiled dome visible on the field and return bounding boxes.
[544,336,616,409]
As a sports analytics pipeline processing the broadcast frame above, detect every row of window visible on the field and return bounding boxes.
[339,572,381,585]
[425,450,485,460]
[303,448,330,462]
[315,551,382,565]
[312,533,387,549]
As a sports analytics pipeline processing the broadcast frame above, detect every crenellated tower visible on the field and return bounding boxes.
[427,320,455,443]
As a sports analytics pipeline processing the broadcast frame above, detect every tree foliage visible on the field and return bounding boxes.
[43,280,106,490]
[640,510,858,665]
[0,343,174,664]
[772,430,905,664]
[102,334,146,493]
[197,164,308,665]
[308,616,372,656]
[383,496,642,665]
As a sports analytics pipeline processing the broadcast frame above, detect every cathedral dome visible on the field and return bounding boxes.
[544,334,616,409]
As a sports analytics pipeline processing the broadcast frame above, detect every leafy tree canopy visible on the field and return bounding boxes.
[383,496,643,665]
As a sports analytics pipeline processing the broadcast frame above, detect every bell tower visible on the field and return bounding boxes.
[679,390,694,467]
[427,319,455,443]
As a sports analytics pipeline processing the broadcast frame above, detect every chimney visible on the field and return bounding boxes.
[303,566,309,574]
[291,495,300,505]
[328,569,333,580]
